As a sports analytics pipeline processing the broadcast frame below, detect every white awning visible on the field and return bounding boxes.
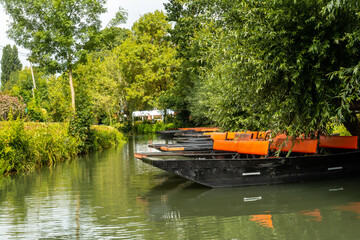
[132,109,174,117]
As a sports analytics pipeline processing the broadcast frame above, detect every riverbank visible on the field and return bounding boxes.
[0,120,126,176]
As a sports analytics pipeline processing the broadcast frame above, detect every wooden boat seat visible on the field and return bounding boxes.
[237,141,270,156]
[160,146,185,151]
[271,139,318,154]
[211,132,227,141]
[319,136,358,149]
[213,140,239,152]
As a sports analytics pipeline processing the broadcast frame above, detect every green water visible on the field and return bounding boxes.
[0,135,359,239]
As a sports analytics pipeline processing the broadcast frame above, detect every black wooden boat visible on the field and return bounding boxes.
[136,136,360,188]
[148,132,228,151]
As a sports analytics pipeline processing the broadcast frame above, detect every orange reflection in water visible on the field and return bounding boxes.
[298,209,323,222]
[336,202,360,218]
[250,214,274,228]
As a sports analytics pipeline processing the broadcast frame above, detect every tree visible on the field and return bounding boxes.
[84,7,130,52]
[1,0,107,112]
[164,0,216,125]
[83,27,131,52]
[113,11,181,121]
[76,11,180,124]
[165,0,360,136]
[1,44,22,89]
[74,52,121,125]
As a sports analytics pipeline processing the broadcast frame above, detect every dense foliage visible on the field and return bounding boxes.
[165,0,360,136]
[0,120,125,175]
[75,11,180,124]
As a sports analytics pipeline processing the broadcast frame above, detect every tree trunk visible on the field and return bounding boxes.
[343,113,360,136]
[69,68,76,113]
[30,63,36,99]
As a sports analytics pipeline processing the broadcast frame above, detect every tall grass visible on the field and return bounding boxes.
[0,120,126,176]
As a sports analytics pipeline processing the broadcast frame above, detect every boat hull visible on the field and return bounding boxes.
[140,151,360,187]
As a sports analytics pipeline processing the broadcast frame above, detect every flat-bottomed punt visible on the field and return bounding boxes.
[136,135,360,188]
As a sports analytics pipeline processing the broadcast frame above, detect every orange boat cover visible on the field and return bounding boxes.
[213,140,239,152]
[272,139,318,154]
[237,141,270,155]
[319,136,358,149]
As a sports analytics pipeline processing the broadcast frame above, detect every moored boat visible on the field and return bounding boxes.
[136,135,360,188]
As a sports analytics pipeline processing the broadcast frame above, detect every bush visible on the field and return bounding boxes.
[0,93,25,120]
[90,125,126,151]
[0,119,31,174]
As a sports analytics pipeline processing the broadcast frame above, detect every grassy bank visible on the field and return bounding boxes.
[0,120,126,176]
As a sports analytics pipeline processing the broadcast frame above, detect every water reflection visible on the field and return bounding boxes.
[144,176,360,238]
[144,177,360,219]
[0,135,359,239]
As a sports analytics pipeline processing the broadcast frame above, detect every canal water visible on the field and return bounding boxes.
[0,135,359,239]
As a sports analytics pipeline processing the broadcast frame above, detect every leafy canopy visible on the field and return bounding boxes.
[165,0,360,135]
[1,0,107,73]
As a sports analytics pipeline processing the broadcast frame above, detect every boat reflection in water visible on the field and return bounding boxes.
[140,176,360,229]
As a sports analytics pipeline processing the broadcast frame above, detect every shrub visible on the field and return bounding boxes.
[0,119,32,174]
[0,93,25,120]
[90,125,126,151]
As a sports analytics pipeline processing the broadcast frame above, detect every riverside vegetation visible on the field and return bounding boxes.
[0,119,126,176]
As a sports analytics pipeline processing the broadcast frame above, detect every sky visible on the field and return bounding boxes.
[0,0,169,68]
